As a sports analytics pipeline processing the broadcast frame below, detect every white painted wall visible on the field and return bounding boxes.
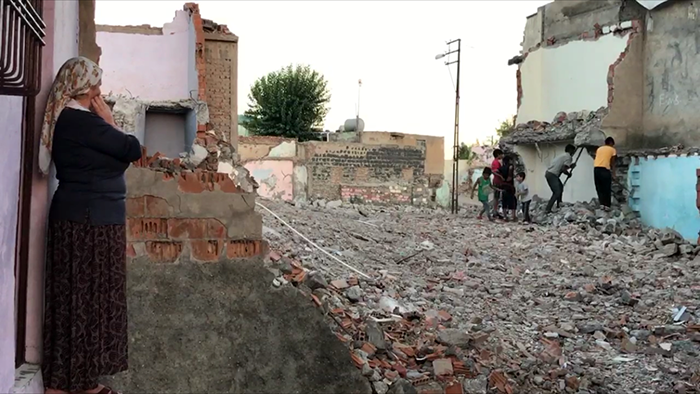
[516,143,597,204]
[97,10,194,101]
[517,34,628,123]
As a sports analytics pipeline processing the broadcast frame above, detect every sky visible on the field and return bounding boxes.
[95,0,549,158]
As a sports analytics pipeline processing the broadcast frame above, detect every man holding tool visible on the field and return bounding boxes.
[544,144,577,214]
[593,137,616,209]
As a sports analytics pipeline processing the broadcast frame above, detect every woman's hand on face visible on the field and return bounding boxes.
[91,96,116,127]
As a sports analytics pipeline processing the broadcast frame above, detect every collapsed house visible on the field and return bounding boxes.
[238,132,446,207]
[503,0,700,240]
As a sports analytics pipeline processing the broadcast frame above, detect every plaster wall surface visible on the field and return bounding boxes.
[515,143,597,204]
[522,11,543,52]
[517,34,629,123]
[244,160,294,201]
[0,95,23,394]
[643,2,700,147]
[96,11,193,101]
[629,156,700,241]
[238,136,297,162]
[144,112,188,159]
[542,0,626,42]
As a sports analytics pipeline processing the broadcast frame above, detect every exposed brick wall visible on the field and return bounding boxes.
[126,149,265,264]
[306,142,427,202]
[204,37,237,143]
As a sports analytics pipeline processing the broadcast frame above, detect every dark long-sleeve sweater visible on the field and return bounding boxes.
[49,108,143,225]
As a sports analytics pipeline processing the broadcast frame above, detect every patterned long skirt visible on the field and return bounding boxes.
[42,219,128,392]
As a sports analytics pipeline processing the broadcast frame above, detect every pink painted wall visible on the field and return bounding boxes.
[96,10,195,101]
[0,95,23,393]
[245,160,294,201]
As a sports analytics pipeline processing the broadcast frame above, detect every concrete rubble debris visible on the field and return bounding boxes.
[501,107,608,145]
[526,196,700,258]
[260,199,700,393]
[137,129,258,193]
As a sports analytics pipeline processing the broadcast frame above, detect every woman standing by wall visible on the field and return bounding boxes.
[39,57,142,394]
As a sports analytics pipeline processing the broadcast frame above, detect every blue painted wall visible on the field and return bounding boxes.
[629,155,700,241]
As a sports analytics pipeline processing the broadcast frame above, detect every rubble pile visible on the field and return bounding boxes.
[134,131,258,193]
[527,197,699,258]
[260,199,700,394]
[502,107,608,146]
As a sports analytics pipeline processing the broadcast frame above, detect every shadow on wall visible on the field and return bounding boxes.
[629,155,700,241]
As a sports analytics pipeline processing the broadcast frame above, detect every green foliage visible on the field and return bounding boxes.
[242,64,331,141]
[495,115,516,138]
[458,143,477,162]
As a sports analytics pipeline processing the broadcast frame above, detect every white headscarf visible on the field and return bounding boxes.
[39,56,103,175]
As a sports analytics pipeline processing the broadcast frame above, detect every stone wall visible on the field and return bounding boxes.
[329,131,444,176]
[305,141,427,202]
[238,136,441,206]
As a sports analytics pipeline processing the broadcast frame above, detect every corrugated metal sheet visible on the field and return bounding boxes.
[636,0,670,10]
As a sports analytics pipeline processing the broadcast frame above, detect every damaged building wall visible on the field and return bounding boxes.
[329,131,445,177]
[239,136,440,206]
[305,142,428,204]
[642,1,700,148]
[96,10,196,101]
[240,137,299,202]
[107,150,370,393]
[516,33,633,124]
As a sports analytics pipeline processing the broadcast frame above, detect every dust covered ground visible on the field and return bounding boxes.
[258,198,700,394]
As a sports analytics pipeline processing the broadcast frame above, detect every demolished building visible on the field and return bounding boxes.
[239,132,446,207]
[504,0,700,240]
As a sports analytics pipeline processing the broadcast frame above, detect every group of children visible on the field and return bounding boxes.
[469,149,532,222]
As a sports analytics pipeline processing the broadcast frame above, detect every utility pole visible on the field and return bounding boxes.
[436,39,461,214]
[356,79,362,131]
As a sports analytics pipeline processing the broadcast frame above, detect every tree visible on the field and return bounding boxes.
[242,64,331,141]
[495,115,516,138]
[458,143,477,162]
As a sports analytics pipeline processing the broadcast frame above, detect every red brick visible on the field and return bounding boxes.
[145,195,171,216]
[145,241,183,263]
[445,381,463,394]
[126,197,145,217]
[128,218,168,240]
[168,218,206,239]
[218,176,241,193]
[206,219,227,238]
[226,240,263,259]
[191,239,223,261]
[178,172,206,193]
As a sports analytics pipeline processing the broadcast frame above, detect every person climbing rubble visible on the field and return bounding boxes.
[544,144,577,214]
[593,137,617,209]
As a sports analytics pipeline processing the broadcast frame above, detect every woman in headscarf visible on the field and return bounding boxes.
[40,57,142,394]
